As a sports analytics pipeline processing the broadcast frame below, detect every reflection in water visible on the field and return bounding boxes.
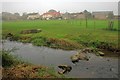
[2,40,118,78]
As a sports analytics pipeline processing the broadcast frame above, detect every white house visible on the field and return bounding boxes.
[27,13,40,20]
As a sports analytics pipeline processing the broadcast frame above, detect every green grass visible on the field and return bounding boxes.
[38,67,64,78]
[2,19,119,50]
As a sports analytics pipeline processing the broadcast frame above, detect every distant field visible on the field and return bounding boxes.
[2,19,119,50]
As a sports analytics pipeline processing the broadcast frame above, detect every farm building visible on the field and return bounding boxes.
[27,13,40,20]
[92,11,114,20]
[41,9,62,20]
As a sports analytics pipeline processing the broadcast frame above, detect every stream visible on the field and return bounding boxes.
[1,40,119,78]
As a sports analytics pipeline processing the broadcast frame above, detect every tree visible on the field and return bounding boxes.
[14,13,21,20]
[14,13,20,16]
[22,12,28,20]
[108,12,114,30]
[108,12,114,19]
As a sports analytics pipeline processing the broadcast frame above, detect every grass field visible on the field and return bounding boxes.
[2,19,119,51]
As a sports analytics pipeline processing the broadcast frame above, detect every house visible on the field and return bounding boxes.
[62,12,71,20]
[92,11,114,20]
[62,12,85,20]
[42,9,62,20]
[27,13,40,20]
[77,12,85,19]
[2,12,21,21]
[114,15,119,20]
[71,12,85,19]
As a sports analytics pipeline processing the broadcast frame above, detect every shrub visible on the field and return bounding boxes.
[1,50,20,67]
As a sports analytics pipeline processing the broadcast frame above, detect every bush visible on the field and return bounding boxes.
[1,50,20,67]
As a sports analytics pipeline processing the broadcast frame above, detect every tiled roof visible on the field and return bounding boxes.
[42,12,61,16]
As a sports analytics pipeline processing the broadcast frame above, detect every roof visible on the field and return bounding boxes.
[28,13,39,16]
[42,12,61,16]
[63,12,83,15]
[71,12,84,15]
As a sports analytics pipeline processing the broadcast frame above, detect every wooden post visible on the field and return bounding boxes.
[85,15,88,28]
[80,19,81,26]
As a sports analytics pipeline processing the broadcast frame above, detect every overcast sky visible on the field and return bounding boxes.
[1,1,119,15]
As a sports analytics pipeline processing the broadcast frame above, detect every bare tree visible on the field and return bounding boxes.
[108,12,114,30]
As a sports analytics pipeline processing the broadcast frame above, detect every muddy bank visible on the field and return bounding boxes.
[100,49,119,58]
[1,50,63,79]
[73,36,120,54]
[2,63,63,79]
[4,33,82,50]
[2,40,119,78]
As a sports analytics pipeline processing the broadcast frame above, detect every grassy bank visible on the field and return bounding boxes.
[2,19,119,52]
[1,50,64,78]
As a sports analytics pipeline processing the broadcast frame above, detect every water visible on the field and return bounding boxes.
[2,40,119,78]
